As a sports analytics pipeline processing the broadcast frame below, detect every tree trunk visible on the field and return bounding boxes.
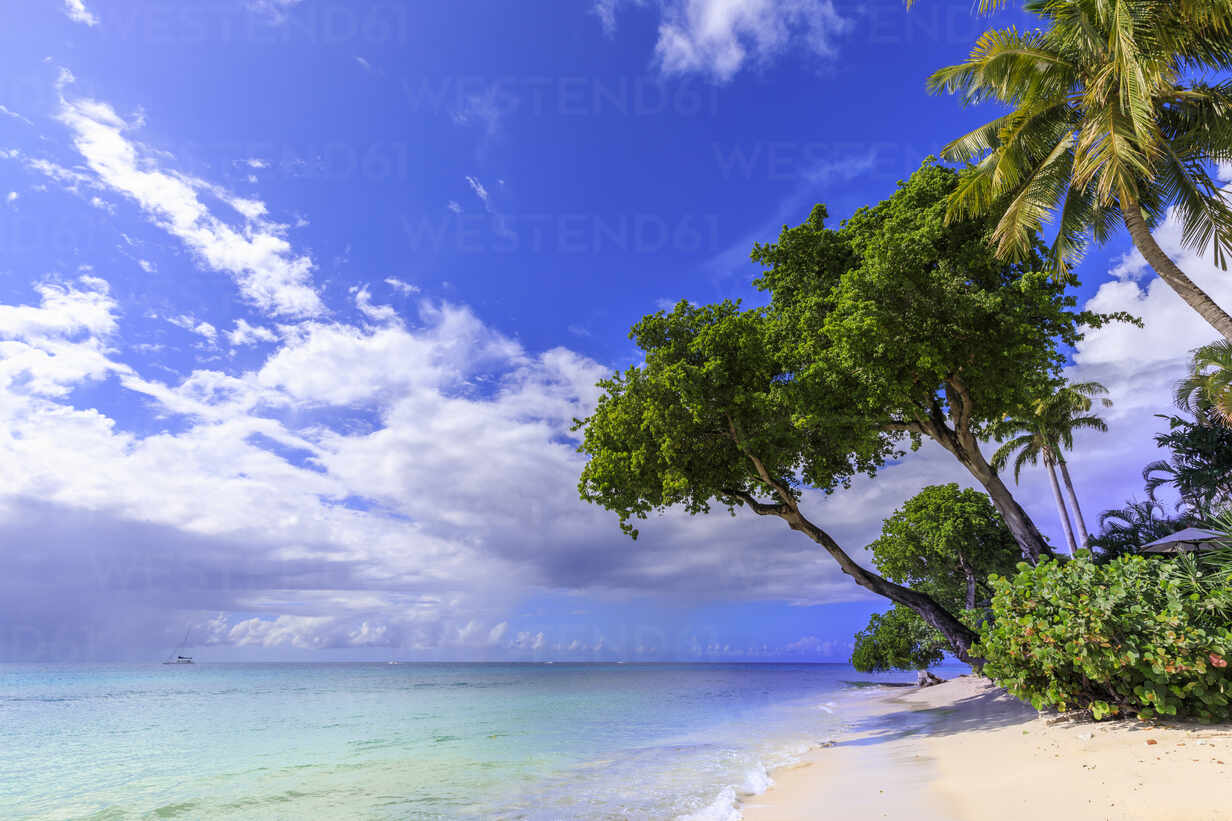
[1058,459,1090,549]
[958,450,1053,562]
[778,507,982,667]
[1123,205,1232,342]
[1045,455,1078,556]
[907,381,1053,563]
[732,425,982,667]
[958,558,976,611]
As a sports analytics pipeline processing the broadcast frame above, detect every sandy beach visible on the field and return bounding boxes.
[741,675,1232,821]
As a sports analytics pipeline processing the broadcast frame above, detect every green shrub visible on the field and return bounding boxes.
[975,553,1232,721]
[851,605,948,673]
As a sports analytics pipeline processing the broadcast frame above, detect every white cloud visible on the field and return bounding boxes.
[246,158,269,169]
[55,91,324,318]
[594,0,634,34]
[0,276,119,397]
[63,0,99,26]
[352,284,399,324]
[465,175,489,206]
[167,314,219,344]
[227,318,278,347]
[247,0,303,22]
[384,277,420,296]
[25,157,97,195]
[447,200,462,214]
[355,56,373,72]
[600,0,852,82]
[137,259,155,273]
[5,192,15,204]
[0,105,33,126]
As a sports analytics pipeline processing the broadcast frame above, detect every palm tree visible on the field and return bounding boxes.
[928,0,1232,341]
[1175,341,1232,426]
[1089,498,1183,558]
[992,382,1112,553]
[1144,412,1232,515]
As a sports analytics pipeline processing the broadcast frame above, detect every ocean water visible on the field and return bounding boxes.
[0,663,932,820]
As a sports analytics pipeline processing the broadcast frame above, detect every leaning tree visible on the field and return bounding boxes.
[576,163,1123,662]
[575,301,982,662]
[750,162,1124,561]
[852,484,1022,677]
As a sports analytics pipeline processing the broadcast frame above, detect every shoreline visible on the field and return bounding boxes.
[739,675,1232,821]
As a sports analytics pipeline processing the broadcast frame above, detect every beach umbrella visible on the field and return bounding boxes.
[1139,527,1223,554]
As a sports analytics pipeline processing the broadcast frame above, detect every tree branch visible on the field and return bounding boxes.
[725,414,798,509]
[723,489,791,516]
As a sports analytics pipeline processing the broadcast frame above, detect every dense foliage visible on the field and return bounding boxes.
[851,485,1021,672]
[751,161,1117,560]
[575,163,1128,661]
[868,484,1022,612]
[1144,413,1232,516]
[852,606,947,673]
[1088,500,1188,560]
[976,554,1232,721]
[928,0,1232,339]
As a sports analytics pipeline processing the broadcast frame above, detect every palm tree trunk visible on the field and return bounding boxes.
[1123,206,1232,342]
[1046,456,1078,556]
[1057,459,1090,549]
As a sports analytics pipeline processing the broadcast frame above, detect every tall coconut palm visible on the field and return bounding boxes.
[992,382,1112,553]
[928,0,1232,341]
[1175,340,1232,426]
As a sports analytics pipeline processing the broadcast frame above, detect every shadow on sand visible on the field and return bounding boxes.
[832,679,1037,749]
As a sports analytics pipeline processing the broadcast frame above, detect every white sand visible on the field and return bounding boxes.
[741,675,1232,821]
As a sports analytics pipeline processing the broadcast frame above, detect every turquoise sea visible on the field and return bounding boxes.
[0,663,934,820]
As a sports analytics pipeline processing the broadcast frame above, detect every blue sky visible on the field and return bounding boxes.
[0,0,1226,662]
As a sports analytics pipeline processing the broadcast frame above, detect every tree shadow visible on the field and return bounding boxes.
[830,680,1037,748]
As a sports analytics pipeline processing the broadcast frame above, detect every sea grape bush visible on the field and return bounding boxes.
[976,554,1232,721]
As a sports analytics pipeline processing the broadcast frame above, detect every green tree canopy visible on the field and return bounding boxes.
[576,162,1121,665]
[851,485,1022,674]
[851,606,947,674]
[751,161,1118,560]
[869,483,1022,612]
[574,300,981,662]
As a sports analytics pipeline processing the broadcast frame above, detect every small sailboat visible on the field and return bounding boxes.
[162,628,194,664]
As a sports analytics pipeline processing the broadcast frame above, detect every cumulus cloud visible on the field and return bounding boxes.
[0,276,119,397]
[167,314,219,344]
[54,88,324,318]
[227,318,278,347]
[599,0,852,82]
[0,262,876,659]
[352,284,399,323]
[63,0,99,26]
